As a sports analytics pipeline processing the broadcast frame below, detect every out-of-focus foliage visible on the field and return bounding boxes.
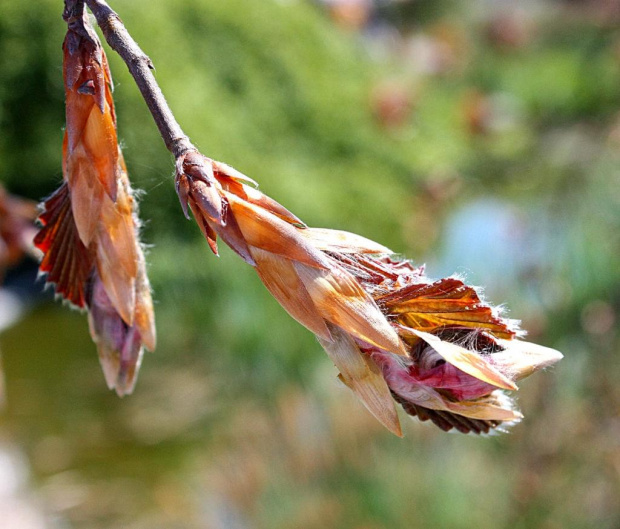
[0,0,618,528]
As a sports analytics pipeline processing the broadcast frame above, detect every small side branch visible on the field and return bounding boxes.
[83,0,195,158]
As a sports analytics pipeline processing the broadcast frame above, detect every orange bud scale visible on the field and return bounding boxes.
[35,10,155,396]
[175,151,562,435]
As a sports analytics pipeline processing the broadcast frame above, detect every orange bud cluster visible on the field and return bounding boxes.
[34,3,561,434]
[176,152,562,435]
[35,10,154,396]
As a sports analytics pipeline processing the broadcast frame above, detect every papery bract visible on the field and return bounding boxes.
[176,151,562,435]
[35,5,155,396]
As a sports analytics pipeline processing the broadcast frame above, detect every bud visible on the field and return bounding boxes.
[177,153,562,435]
[35,7,155,396]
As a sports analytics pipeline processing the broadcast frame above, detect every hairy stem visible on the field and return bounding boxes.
[83,0,195,158]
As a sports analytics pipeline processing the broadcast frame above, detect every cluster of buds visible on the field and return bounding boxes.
[35,5,155,396]
[176,152,562,435]
[34,1,561,435]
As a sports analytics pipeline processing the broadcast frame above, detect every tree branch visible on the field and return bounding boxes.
[83,0,195,158]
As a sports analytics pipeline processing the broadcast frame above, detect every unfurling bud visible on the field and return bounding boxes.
[35,8,155,395]
[177,152,562,436]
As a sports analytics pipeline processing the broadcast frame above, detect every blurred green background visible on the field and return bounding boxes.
[0,0,619,527]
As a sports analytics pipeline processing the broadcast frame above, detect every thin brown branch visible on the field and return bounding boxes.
[83,0,195,158]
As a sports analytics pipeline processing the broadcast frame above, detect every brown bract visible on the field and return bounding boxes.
[176,152,562,436]
[176,151,407,435]
[35,9,155,396]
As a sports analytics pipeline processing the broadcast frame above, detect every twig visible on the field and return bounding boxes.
[83,0,195,158]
